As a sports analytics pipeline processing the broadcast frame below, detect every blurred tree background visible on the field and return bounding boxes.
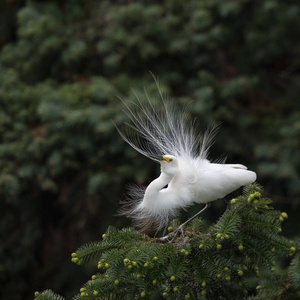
[0,0,299,299]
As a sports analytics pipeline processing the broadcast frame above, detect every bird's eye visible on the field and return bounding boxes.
[169,158,173,162]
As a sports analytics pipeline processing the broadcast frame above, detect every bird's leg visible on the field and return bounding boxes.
[159,203,211,242]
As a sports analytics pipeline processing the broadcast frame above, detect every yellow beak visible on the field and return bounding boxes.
[162,155,173,163]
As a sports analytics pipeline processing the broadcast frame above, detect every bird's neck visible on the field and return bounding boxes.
[143,173,173,206]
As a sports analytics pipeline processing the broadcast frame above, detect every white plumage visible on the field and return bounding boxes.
[117,81,256,232]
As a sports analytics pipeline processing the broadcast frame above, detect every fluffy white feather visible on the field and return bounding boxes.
[117,80,256,231]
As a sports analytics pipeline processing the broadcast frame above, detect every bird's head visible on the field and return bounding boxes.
[161,155,178,176]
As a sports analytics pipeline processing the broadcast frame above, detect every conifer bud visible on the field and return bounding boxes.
[173,286,178,292]
[185,293,191,299]
[153,256,158,261]
[168,226,173,232]
[216,244,222,250]
[153,279,157,285]
[202,281,206,287]
[199,244,204,249]
[141,291,146,297]
[34,291,40,297]
[163,292,168,298]
[238,269,243,276]
[170,275,176,281]
[93,291,98,296]
[231,198,237,204]
[102,233,107,239]
[281,212,288,219]
[114,279,119,285]
[201,290,206,295]
[238,244,244,251]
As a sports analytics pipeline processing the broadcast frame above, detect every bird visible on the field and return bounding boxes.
[116,79,257,236]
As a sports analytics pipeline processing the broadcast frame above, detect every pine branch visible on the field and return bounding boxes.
[35,184,299,299]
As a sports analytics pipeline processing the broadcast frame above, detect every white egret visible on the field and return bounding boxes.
[117,80,256,237]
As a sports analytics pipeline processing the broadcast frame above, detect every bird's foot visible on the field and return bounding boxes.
[158,224,185,242]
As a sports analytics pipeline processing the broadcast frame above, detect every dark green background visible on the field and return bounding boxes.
[0,0,299,299]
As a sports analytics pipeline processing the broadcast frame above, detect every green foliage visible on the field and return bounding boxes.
[35,185,299,299]
[1,0,300,299]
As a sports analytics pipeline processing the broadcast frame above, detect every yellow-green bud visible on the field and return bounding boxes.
[91,275,96,280]
[132,261,137,266]
[271,247,275,252]
[137,273,142,279]
[124,258,130,264]
[93,290,98,296]
[199,244,204,249]
[279,216,284,222]
[225,275,231,281]
[225,234,229,239]
[231,198,237,204]
[105,263,109,268]
[202,281,206,287]
[71,257,79,263]
[128,265,132,269]
[201,290,206,295]
[217,273,221,278]
[144,262,149,267]
[153,256,158,261]
[281,212,288,219]
[216,233,222,239]
[34,291,40,297]
[153,279,157,285]
[71,253,77,258]
[224,267,229,271]
[256,285,261,290]
[216,244,222,250]
[80,288,86,293]
[238,244,244,251]
[185,293,191,299]
[80,292,86,297]
[141,291,146,297]
[114,279,119,285]
[278,227,282,233]
[168,226,173,232]
[163,292,168,298]
[238,269,243,276]
[102,233,106,239]
[173,286,178,292]
[170,275,176,281]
